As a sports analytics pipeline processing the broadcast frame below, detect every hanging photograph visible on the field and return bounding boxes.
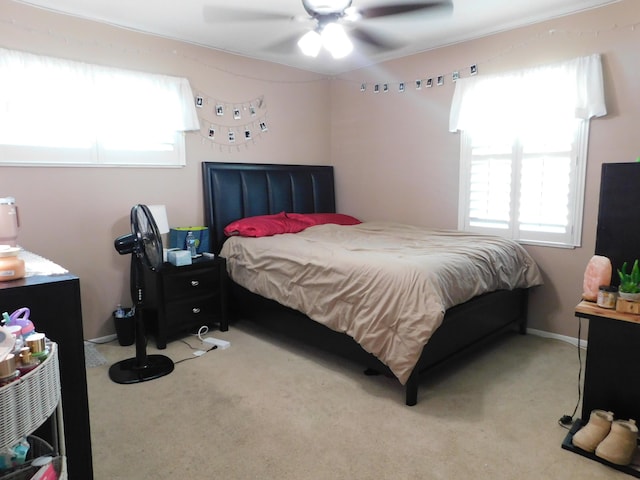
[437,75,444,86]
[374,84,380,93]
[208,125,215,138]
[233,108,241,120]
[452,71,460,82]
[249,104,257,116]
[360,83,366,92]
[398,82,405,93]
[426,78,433,88]
[228,131,235,143]
[470,64,478,75]
[244,129,252,140]
[195,96,204,108]
[383,83,389,92]
[415,79,422,90]
[216,104,224,116]
[259,122,268,132]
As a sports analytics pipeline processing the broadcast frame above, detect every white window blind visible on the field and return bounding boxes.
[451,54,606,247]
[0,48,200,167]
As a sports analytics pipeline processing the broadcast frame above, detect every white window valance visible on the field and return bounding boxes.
[0,48,200,154]
[449,53,607,138]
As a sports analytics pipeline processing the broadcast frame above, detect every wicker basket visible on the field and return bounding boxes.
[0,435,65,480]
[0,343,60,450]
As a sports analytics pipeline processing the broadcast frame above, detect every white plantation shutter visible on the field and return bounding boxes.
[452,55,604,247]
[467,149,512,230]
[519,152,572,234]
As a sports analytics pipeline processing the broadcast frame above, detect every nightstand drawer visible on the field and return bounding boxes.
[162,267,221,301]
[165,293,221,325]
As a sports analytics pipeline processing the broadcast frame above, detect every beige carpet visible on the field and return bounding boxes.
[86,322,629,479]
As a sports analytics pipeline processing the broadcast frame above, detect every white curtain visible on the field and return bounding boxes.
[0,48,200,149]
[449,54,607,140]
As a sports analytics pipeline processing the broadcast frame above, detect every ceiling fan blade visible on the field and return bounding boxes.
[202,6,295,23]
[263,30,310,55]
[349,26,401,50]
[357,1,453,19]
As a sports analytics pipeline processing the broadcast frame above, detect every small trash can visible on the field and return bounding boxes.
[113,308,135,346]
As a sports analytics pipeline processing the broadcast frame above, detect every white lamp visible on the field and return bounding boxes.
[298,30,323,57]
[298,22,353,59]
[321,23,353,59]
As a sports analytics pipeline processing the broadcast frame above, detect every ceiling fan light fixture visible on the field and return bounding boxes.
[321,22,353,59]
[303,0,352,15]
[298,30,322,57]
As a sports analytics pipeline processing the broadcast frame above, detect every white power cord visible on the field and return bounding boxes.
[196,325,210,342]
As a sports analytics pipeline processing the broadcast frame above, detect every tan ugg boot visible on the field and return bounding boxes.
[572,410,614,452]
[595,419,638,466]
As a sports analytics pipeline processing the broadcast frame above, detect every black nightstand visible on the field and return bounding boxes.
[143,255,228,349]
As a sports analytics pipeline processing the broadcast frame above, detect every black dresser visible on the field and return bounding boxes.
[0,252,93,479]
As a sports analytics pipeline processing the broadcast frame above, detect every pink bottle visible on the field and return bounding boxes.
[0,197,19,247]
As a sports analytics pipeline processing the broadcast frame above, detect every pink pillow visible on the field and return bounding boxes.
[223,212,308,237]
[287,212,361,226]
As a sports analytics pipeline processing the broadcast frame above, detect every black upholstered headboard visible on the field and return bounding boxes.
[202,162,336,253]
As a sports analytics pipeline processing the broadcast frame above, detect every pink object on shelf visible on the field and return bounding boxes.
[8,307,35,337]
[582,255,612,302]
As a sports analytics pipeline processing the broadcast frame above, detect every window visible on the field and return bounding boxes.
[450,54,606,248]
[0,48,200,167]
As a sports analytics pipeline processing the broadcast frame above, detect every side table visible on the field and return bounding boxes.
[143,256,228,349]
[561,300,640,477]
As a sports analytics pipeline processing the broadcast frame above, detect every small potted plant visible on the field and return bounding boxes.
[618,259,640,302]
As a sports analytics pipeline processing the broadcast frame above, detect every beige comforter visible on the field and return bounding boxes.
[220,221,543,384]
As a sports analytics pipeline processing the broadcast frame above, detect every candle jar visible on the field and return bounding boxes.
[597,285,618,309]
[0,246,25,281]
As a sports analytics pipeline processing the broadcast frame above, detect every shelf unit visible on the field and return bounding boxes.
[0,342,67,479]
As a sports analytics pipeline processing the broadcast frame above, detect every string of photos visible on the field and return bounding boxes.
[359,63,478,94]
[194,92,269,150]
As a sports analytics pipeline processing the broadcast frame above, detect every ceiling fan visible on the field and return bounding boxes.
[203,0,453,59]
[297,0,453,58]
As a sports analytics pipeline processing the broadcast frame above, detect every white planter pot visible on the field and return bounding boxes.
[618,291,640,302]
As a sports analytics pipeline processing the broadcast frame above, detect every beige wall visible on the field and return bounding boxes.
[1,0,639,341]
[330,0,640,338]
[0,1,330,338]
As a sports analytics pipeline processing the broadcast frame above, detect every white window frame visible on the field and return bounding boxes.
[0,132,187,168]
[458,121,589,248]
[0,48,198,168]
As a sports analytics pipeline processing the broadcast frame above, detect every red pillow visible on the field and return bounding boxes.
[287,212,361,226]
[224,212,309,237]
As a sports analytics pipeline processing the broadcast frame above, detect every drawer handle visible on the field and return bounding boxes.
[191,280,200,287]
[192,307,201,314]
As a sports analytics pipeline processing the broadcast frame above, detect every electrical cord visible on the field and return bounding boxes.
[173,334,218,364]
[195,325,210,342]
[558,314,583,429]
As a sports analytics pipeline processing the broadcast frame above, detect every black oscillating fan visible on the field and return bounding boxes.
[109,204,174,384]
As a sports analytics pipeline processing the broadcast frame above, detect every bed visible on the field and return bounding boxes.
[202,161,543,405]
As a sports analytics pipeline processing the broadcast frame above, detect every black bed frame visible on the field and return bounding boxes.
[202,161,529,406]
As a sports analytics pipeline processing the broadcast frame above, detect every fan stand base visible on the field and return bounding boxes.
[108,354,175,384]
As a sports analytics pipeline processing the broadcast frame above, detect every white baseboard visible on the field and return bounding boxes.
[86,334,118,344]
[527,328,587,349]
[89,330,583,349]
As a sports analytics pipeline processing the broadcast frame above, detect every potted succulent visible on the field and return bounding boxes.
[618,259,640,302]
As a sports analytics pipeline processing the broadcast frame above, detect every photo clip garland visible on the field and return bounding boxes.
[194,93,268,150]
